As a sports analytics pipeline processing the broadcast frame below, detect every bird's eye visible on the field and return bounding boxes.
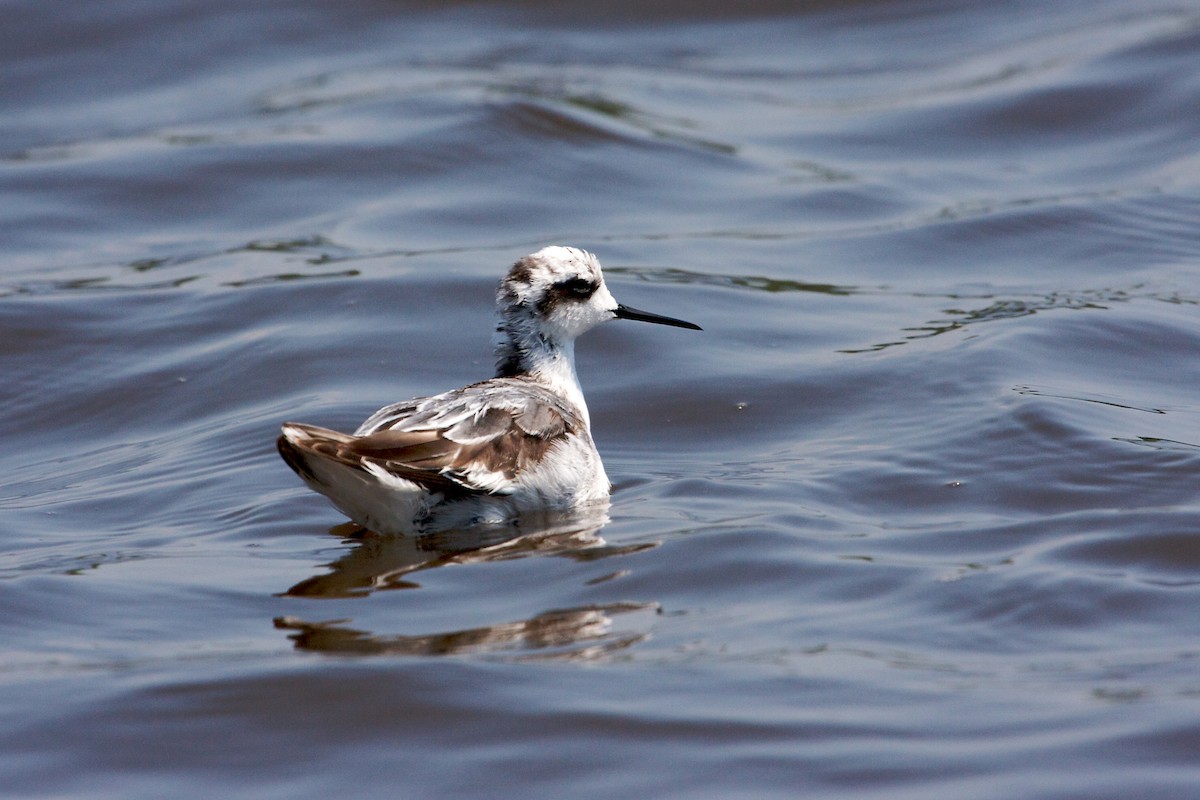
[559,278,596,299]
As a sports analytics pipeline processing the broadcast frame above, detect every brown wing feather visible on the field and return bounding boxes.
[350,412,566,493]
[279,424,468,495]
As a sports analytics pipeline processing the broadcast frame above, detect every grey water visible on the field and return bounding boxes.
[2,1,1200,797]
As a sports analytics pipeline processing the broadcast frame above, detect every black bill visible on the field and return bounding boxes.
[614,304,702,331]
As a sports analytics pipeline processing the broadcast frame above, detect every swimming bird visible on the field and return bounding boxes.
[277,246,700,534]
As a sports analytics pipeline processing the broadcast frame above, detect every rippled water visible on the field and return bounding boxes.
[3,1,1200,797]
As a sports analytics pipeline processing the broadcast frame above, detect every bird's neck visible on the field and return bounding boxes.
[494,323,590,428]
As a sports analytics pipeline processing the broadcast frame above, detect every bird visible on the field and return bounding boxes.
[277,245,701,534]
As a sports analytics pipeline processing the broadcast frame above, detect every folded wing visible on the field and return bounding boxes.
[282,377,580,496]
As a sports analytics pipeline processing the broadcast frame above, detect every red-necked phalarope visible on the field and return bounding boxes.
[278,246,700,534]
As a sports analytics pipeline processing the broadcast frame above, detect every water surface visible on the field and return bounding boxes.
[2,1,1200,797]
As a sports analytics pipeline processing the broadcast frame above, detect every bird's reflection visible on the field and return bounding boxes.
[275,601,658,659]
[282,500,655,599]
[276,502,662,658]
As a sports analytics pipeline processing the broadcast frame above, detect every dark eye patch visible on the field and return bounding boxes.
[556,277,597,300]
[536,276,600,315]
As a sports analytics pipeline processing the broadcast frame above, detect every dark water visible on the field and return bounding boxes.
[3,0,1200,797]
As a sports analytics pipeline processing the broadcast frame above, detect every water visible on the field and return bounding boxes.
[3,0,1200,797]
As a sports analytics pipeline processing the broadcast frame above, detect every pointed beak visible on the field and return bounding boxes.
[614,304,702,331]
